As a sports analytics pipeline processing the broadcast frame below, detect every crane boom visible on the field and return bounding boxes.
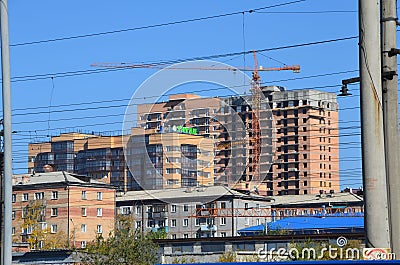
[91,62,300,73]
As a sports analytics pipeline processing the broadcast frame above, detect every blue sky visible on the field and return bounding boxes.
[3,0,365,189]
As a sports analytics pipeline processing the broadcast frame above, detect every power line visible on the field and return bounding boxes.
[254,10,357,14]
[10,0,306,47]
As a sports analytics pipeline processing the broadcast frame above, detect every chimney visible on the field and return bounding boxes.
[21,175,30,184]
[43,164,54,172]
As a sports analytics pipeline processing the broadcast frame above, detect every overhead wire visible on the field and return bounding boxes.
[10,0,307,47]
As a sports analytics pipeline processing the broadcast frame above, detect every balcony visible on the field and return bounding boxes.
[152,212,167,219]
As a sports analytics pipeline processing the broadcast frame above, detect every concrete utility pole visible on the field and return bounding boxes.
[359,0,391,248]
[381,0,400,256]
[0,0,12,264]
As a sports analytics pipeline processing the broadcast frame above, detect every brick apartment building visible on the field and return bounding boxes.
[12,171,116,249]
[28,87,339,196]
[137,87,339,195]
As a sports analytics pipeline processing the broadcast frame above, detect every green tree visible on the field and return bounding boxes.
[82,215,158,265]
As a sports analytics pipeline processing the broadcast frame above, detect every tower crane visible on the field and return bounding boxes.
[92,56,300,193]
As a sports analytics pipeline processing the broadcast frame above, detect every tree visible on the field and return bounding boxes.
[288,238,363,260]
[21,200,68,250]
[81,215,158,265]
[22,200,48,249]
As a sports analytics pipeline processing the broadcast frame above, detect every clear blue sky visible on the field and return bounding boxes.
[3,0,366,189]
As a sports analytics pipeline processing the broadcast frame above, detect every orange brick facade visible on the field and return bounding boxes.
[12,172,115,249]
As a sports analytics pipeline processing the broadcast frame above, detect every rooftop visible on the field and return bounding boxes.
[270,192,363,207]
[12,171,114,189]
[117,185,273,204]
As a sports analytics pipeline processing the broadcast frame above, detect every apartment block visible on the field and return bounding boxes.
[116,185,272,239]
[28,133,131,191]
[126,128,214,190]
[12,171,116,249]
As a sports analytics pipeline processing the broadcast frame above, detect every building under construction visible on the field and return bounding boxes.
[137,86,339,196]
[28,86,339,195]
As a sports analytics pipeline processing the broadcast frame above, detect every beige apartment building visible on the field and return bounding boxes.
[12,171,116,249]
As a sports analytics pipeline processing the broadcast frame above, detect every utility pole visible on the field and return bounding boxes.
[0,0,12,264]
[359,0,391,248]
[381,0,400,256]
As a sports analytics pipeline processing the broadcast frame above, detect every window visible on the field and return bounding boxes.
[220,217,226,225]
[97,192,102,200]
[12,194,16,203]
[97,208,103,217]
[220,202,226,209]
[22,193,28,201]
[183,204,189,212]
[97,225,103,234]
[81,208,87,217]
[51,191,58,200]
[81,241,87,249]
[303,163,307,168]
[12,211,15,220]
[81,224,87,233]
[34,192,44,200]
[51,224,58,233]
[51,208,58,217]
[81,191,87,200]
[135,206,142,214]
[244,203,249,210]
[135,221,142,229]
[171,205,177,213]
[12,227,15,235]
[304,181,308,186]
[195,218,201,226]
[184,234,189,239]
[183,219,189,226]
[171,219,177,227]
[147,220,154,228]
[171,234,177,239]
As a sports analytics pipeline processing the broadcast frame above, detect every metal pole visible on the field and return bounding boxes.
[359,0,391,248]
[0,0,12,264]
[381,0,400,256]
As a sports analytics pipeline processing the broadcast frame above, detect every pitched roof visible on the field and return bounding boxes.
[12,171,113,189]
[117,185,272,204]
